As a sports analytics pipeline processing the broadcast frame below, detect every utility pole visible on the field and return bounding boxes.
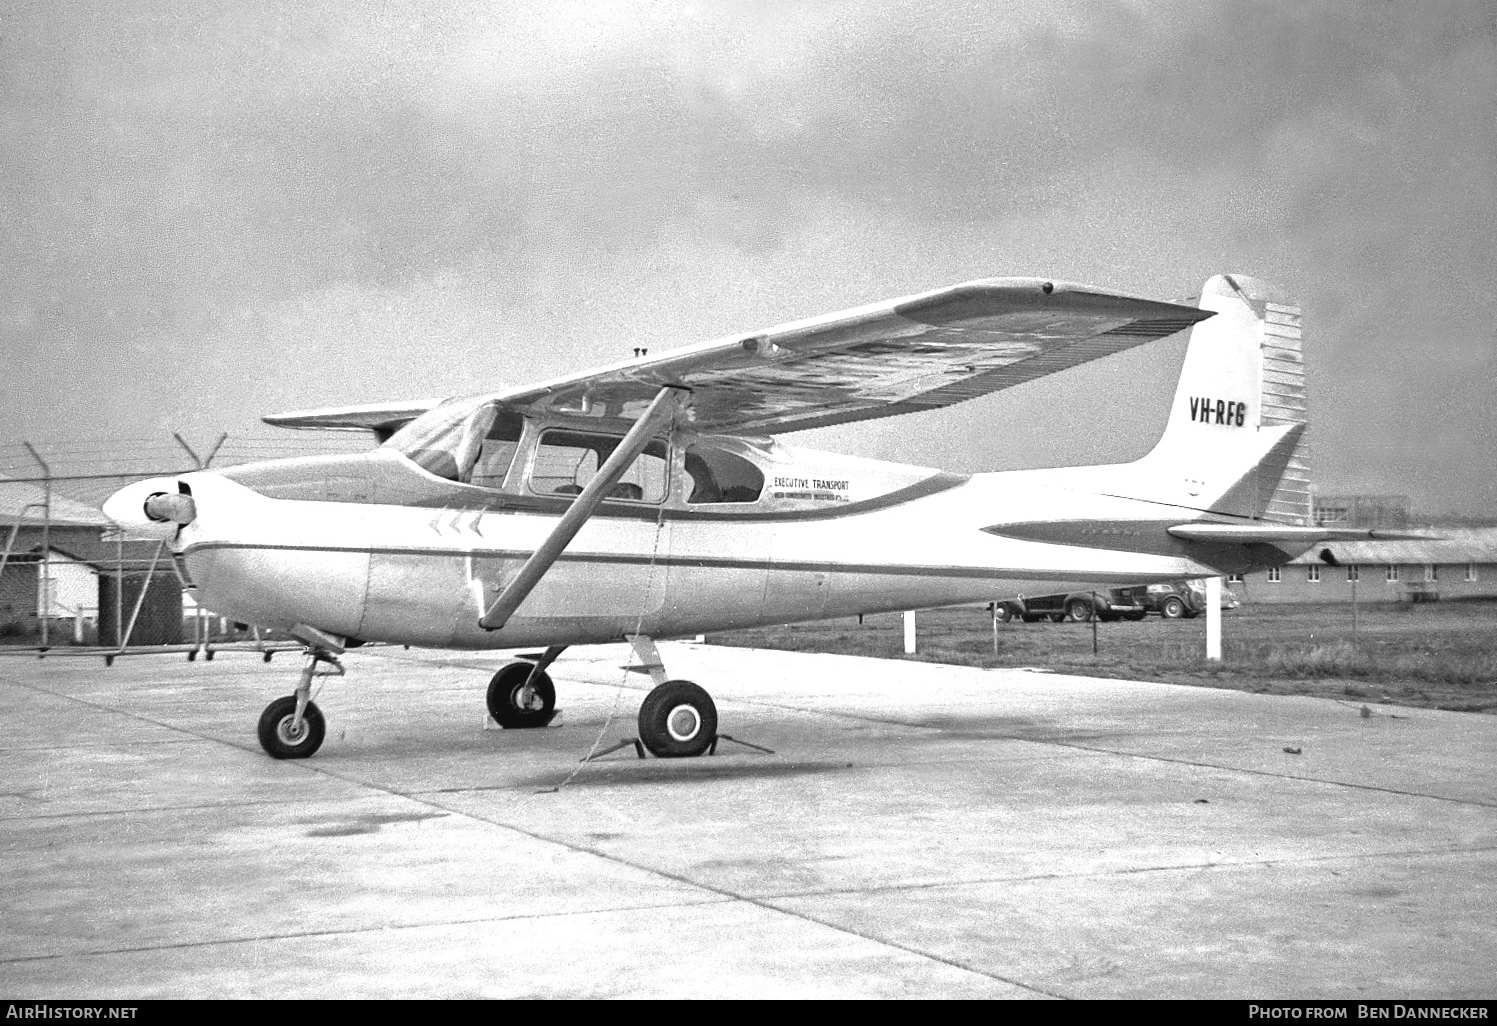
[22,443,49,650]
[1351,568,1358,639]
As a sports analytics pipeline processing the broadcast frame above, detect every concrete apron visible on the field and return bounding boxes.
[0,642,1493,998]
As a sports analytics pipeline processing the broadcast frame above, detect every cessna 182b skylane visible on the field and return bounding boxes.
[105,272,1364,762]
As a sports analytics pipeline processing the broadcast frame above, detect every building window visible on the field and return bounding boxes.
[1425,564,1437,582]
[1386,565,1399,583]
[1307,565,1321,583]
[1267,567,1281,583]
[1468,564,1479,583]
[1227,574,1243,583]
[1347,565,1359,582]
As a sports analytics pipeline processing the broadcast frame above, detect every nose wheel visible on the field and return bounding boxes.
[258,696,326,759]
[257,643,342,759]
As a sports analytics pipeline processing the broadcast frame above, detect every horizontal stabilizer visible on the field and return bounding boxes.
[1167,524,1434,545]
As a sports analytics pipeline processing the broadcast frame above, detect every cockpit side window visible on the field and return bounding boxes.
[384,399,523,488]
[529,430,668,502]
[470,410,525,489]
[684,445,764,504]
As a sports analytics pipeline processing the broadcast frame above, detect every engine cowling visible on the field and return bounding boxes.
[102,478,195,539]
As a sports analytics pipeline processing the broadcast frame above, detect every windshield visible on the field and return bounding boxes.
[384,397,522,486]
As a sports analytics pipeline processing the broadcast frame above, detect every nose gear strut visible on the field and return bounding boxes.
[257,630,345,759]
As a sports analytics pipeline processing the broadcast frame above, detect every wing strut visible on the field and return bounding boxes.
[478,385,689,632]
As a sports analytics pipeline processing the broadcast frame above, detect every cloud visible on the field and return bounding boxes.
[1,0,1494,513]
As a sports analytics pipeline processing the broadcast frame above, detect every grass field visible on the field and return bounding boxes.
[706,600,1497,713]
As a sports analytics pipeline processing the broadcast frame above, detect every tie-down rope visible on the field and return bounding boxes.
[542,414,678,792]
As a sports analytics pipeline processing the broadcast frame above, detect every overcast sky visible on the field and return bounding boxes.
[3,1,1494,514]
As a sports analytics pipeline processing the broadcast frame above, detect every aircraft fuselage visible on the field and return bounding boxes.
[162,442,1284,650]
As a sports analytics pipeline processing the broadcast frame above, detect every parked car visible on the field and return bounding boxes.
[1113,579,1240,619]
[991,588,1147,624]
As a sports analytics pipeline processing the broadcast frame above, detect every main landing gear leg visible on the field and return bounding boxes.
[584,636,773,762]
[257,646,341,759]
[487,645,565,729]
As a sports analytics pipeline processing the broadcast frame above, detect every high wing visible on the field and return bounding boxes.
[492,278,1210,434]
[264,278,1209,437]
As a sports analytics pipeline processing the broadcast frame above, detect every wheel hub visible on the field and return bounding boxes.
[276,716,308,745]
[666,704,702,742]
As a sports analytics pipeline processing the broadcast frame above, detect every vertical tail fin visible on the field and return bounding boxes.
[1136,274,1311,523]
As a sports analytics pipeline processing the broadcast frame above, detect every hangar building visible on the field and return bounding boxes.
[1230,528,1497,605]
[0,476,181,644]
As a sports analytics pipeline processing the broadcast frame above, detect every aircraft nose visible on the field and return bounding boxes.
[103,477,196,539]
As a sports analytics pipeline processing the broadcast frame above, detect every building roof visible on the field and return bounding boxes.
[0,475,111,527]
[1289,528,1497,565]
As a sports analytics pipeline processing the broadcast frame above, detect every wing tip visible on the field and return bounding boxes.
[897,277,1213,328]
[261,399,444,433]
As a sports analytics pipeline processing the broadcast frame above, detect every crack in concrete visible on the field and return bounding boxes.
[0,895,736,967]
[752,842,1497,901]
[399,788,1069,999]
[0,739,200,752]
[0,792,354,823]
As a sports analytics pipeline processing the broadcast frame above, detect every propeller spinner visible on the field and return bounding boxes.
[103,478,197,538]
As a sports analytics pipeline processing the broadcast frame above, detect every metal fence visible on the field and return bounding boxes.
[0,431,369,662]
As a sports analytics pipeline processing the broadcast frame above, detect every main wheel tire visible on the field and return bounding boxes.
[487,663,556,728]
[638,680,718,758]
[1161,596,1186,619]
[1048,613,1065,623]
[994,605,1013,623]
[258,696,326,759]
[1065,599,1092,622]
